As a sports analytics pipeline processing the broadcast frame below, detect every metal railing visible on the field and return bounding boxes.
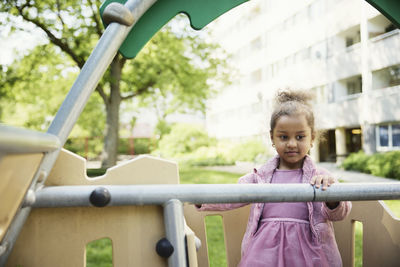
[25,182,400,267]
[0,125,60,154]
[31,183,400,207]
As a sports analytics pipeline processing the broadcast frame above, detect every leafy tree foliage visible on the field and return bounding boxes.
[1,0,229,167]
[157,123,216,158]
[0,44,105,137]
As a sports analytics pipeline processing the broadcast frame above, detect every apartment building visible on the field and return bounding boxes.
[206,0,400,162]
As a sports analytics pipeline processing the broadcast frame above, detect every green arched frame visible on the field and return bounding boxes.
[100,0,400,59]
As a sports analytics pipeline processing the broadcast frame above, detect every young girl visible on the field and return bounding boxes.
[196,89,352,267]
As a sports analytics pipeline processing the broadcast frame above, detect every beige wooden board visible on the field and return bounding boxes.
[7,206,166,267]
[184,205,250,267]
[6,149,192,267]
[46,149,179,185]
[0,153,43,241]
[334,200,400,267]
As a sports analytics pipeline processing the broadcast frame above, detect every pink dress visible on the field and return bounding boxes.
[239,169,329,267]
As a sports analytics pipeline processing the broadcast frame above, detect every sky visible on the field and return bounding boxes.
[0,13,47,65]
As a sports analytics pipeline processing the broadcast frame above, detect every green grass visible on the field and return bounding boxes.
[87,168,107,177]
[86,238,113,267]
[354,221,363,267]
[205,216,228,267]
[86,167,400,266]
[179,167,241,184]
[383,200,400,218]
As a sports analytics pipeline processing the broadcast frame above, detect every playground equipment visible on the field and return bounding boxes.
[1,0,400,266]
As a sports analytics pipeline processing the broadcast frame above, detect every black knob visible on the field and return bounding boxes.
[156,238,174,258]
[89,187,111,207]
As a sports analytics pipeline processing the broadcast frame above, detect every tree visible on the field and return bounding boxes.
[1,0,229,168]
[0,44,105,137]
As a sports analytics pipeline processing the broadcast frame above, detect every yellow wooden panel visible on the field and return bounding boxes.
[184,205,250,267]
[0,153,43,241]
[7,206,166,267]
[46,149,179,185]
[334,201,400,267]
[7,149,189,267]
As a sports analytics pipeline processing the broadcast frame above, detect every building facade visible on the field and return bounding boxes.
[206,0,400,162]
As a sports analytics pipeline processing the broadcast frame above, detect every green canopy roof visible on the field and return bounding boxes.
[100,0,399,59]
[100,0,248,59]
[366,0,400,29]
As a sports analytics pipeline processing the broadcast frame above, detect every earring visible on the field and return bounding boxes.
[272,143,275,148]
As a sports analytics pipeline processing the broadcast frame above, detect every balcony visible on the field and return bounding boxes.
[327,43,362,81]
[315,85,400,129]
[370,30,400,71]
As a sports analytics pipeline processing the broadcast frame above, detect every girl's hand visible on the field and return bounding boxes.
[310,175,336,191]
[310,175,340,209]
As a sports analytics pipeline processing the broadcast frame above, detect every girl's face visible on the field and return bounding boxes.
[270,114,314,170]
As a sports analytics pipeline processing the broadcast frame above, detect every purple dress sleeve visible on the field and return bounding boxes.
[316,167,352,221]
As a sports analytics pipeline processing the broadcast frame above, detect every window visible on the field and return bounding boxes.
[372,64,400,89]
[379,125,389,147]
[376,123,400,150]
[346,76,362,95]
[385,23,396,33]
[393,125,400,147]
[389,66,400,86]
[346,37,354,47]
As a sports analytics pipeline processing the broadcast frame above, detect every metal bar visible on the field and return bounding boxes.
[0,208,30,264]
[0,125,60,154]
[31,183,400,208]
[0,0,158,264]
[163,199,186,267]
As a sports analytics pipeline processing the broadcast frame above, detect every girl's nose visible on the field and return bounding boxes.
[287,139,297,147]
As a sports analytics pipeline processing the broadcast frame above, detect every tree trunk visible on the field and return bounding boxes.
[101,57,122,168]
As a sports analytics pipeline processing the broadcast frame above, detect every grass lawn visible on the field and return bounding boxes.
[86,167,400,267]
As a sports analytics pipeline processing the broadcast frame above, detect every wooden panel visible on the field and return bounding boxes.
[0,153,43,241]
[184,205,250,267]
[334,201,400,267]
[7,149,187,267]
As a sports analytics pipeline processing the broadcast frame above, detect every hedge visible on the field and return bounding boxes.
[342,151,400,180]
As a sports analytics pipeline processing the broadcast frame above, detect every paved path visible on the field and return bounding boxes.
[88,159,398,183]
[205,162,399,183]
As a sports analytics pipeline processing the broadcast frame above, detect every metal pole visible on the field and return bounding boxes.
[0,1,157,264]
[0,125,60,154]
[31,183,400,208]
[163,199,186,267]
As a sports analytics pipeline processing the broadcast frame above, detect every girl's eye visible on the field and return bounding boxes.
[280,136,288,140]
[296,135,305,140]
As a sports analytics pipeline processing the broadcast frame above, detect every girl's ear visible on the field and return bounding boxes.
[270,130,273,142]
[311,132,316,146]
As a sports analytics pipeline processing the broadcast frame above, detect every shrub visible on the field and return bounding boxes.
[342,151,400,180]
[155,124,271,166]
[227,140,269,163]
[64,137,103,159]
[367,151,400,179]
[341,151,370,173]
[182,146,235,166]
[157,124,216,158]
[118,138,152,155]
[178,139,270,167]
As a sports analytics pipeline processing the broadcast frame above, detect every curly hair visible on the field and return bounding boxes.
[270,89,315,134]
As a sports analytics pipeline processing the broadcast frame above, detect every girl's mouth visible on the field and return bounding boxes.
[286,151,298,156]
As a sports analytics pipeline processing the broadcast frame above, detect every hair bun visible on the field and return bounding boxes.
[276,89,314,106]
